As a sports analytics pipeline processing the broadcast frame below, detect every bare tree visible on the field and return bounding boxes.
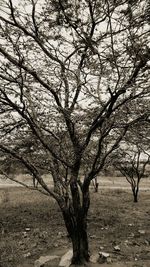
[91,177,99,192]
[112,145,150,202]
[0,0,150,264]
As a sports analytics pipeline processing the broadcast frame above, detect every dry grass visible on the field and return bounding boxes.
[0,186,150,267]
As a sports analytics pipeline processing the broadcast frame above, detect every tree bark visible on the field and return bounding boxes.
[71,215,89,264]
[132,187,138,203]
[134,195,138,203]
[62,206,90,264]
[71,218,89,264]
[95,182,99,193]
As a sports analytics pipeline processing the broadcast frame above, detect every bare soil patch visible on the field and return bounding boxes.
[0,185,150,267]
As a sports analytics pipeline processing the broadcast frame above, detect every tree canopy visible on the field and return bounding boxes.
[0,0,150,263]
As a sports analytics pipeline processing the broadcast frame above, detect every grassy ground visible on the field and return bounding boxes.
[0,186,150,267]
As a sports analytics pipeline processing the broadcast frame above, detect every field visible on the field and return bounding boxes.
[0,178,150,267]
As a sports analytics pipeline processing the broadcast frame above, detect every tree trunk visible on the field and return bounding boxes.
[62,208,90,264]
[94,182,99,193]
[134,194,138,203]
[60,173,90,264]
[132,187,138,203]
[71,216,89,264]
[92,178,99,193]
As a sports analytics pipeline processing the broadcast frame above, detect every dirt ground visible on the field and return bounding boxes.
[0,182,150,267]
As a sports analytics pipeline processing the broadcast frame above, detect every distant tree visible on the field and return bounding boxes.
[91,177,99,193]
[0,0,150,264]
[115,148,150,202]
[111,128,150,202]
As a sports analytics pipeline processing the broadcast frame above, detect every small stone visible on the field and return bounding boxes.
[99,246,104,250]
[99,252,110,258]
[138,230,146,235]
[106,257,112,263]
[114,245,121,252]
[22,231,28,238]
[98,252,110,264]
[59,249,73,267]
[98,251,110,263]
[90,253,99,263]
[25,227,31,231]
[34,255,60,267]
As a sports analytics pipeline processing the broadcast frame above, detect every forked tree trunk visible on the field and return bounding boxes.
[59,171,90,264]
